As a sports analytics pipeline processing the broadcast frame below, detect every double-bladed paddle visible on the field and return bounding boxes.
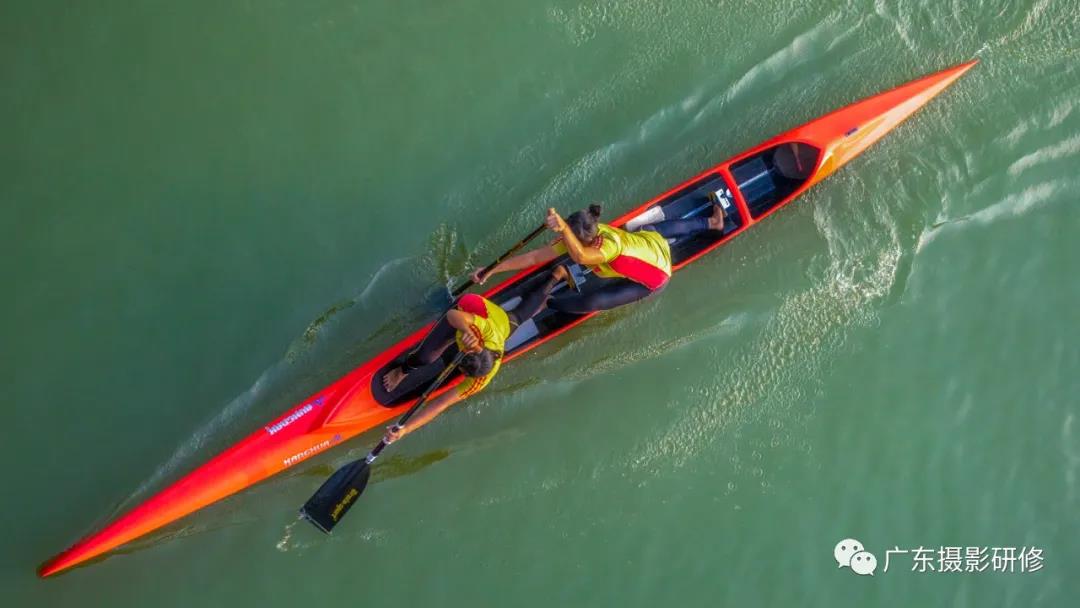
[300,351,466,533]
[300,223,547,533]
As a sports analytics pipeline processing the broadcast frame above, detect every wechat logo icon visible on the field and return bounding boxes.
[835,538,877,576]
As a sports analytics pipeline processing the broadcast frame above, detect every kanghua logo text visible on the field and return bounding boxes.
[265,397,325,436]
[283,439,332,467]
[265,404,313,435]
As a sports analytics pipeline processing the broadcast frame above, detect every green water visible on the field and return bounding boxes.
[3,0,1078,605]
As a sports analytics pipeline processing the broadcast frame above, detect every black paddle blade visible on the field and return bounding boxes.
[299,460,372,533]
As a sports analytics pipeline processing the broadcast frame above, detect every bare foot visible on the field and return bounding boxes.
[552,265,570,282]
[707,203,727,231]
[382,366,408,392]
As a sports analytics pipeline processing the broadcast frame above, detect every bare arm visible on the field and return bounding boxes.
[445,308,474,330]
[555,227,606,266]
[474,245,559,282]
[389,389,463,441]
[445,309,482,352]
[547,208,606,266]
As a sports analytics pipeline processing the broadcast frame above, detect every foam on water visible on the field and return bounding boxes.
[723,17,836,103]
[1007,132,1080,176]
[620,192,906,480]
[872,0,919,54]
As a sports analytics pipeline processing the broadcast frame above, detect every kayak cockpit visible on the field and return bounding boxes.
[730,141,822,219]
[490,171,750,355]
[629,171,743,265]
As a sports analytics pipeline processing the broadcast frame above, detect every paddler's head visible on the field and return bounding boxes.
[566,204,602,246]
[460,348,497,378]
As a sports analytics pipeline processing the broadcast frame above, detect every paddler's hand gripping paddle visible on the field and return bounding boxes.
[405,222,548,360]
[300,351,467,533]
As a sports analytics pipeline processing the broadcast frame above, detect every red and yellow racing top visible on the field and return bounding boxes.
[454,294,511,398]
[554,223,672,290]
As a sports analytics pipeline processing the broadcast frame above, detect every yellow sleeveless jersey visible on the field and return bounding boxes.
[454,295,511,398]
[555,223,672,290]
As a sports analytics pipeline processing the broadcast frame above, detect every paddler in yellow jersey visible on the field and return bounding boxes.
[380,293,515,444]
[471,203,726,315]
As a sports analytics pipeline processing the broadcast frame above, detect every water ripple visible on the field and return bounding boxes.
[1007,132,1080,176]
[917,178,1073,252]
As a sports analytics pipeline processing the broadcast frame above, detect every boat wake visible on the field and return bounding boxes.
[628,195,905,478]
[916,90,1078,253]
[1007,132,1080,177]
[917,178,1071,252]
[559,308,754,384]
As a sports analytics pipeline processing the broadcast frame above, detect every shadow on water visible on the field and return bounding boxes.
[291,449,453,484]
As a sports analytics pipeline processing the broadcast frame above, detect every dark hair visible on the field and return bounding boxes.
[565,204,602,243]
[459,348,497,378]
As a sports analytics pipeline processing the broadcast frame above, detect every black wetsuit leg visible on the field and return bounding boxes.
[509,254,671,321]
[402,316,457,371]
[547,278,659,314]
[641,217,709,239]
[506,272,562,326]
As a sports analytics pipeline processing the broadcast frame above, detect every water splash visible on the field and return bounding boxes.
[275,519,301,552]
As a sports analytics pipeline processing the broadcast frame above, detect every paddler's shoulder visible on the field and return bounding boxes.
[482,295,510,322]
[596,222,625,242]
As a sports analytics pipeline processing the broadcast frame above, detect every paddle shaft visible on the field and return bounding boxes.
[403,222,545,364]
[366,351,467,463]
[369,223,546,459]
[450,224,546,298]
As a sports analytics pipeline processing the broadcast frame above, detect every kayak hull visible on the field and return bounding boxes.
[39,59,976,577]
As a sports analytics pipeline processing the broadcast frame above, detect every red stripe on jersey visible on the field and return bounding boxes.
[607,255,670,291]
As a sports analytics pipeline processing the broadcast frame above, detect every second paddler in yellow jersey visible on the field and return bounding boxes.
[470,203,727,316]
[380,294,510,444]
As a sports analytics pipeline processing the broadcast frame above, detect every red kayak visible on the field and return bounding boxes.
[39,60,976,577]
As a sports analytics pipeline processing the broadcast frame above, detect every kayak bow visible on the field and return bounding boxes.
[39,59,976,577]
